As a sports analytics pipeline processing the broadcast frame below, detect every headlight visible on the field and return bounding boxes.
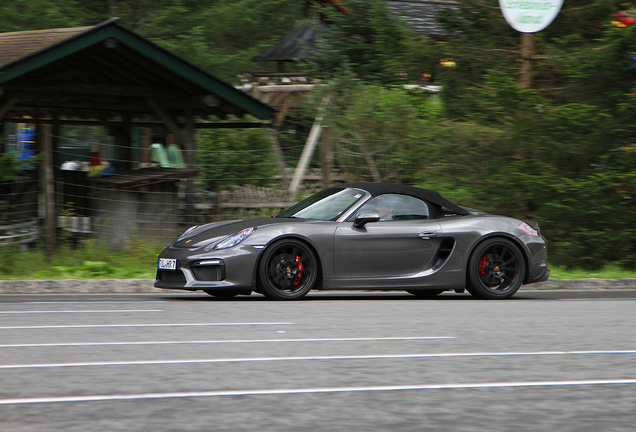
[215,227,255,249]
[518,222,539,236]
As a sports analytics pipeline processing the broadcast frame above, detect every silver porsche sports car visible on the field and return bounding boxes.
[155,183,549,300]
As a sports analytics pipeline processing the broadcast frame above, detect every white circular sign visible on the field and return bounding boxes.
[499,0,564,33]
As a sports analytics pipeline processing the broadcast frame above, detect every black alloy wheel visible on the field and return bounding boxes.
[406,289,445,298]
[467,238,525,299]
[259,239,318,300]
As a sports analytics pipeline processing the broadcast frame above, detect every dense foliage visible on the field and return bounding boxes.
[0,0,304,82]
[196,125,278,192]
[301,0,636,269]
[2,0,636,268]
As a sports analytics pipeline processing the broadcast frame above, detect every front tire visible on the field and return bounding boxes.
[467,238,525,299]
[259,239,318,300]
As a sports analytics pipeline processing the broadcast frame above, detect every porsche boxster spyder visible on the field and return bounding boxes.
[155,183,549,300]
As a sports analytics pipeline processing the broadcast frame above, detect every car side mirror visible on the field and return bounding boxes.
[353,210,381,228]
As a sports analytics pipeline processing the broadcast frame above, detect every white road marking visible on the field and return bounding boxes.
[0,322,293,330]
[22,301,161,304]
[0,310,162,314]
[0,336,454,348]
[2,349,636,369]
[3,379,636,405]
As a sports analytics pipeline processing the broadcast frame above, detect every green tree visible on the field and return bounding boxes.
[0,0,305,83]
[0,0,86,30]
[432,1,636,268]
[196,125,279,192]
[306,0,440,84]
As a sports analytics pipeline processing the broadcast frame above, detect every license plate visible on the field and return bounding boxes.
[158,258,177,270]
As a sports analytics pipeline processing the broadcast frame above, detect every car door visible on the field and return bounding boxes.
[333,194,442,279]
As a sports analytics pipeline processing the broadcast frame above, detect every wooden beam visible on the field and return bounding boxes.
[256,84,315,93]
[8,83,186,99]
[183,110,196,225]
[322,126,333,187]
[519,33,535,89]
[43,124,56,256]
[1,117,267,128]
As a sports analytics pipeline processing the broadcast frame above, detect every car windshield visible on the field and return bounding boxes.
[277,188,366,221]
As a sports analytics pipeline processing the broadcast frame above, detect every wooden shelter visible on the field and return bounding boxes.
[0,18,275,250]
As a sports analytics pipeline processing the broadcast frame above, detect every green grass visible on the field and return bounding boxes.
[1,239,635,280]
[549,265,636,280]
[0,238,163,280]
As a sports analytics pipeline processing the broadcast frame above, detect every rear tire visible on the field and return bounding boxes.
[259,239,318,300]
[467,238,525,299]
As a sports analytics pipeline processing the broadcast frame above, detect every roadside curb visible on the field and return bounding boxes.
[0,279,178,294]
[1,278,636,294]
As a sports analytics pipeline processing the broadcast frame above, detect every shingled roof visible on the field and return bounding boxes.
[0,26,92,68]
[253,19,330,62]
[0,18,274,122]
[254,0,458,64]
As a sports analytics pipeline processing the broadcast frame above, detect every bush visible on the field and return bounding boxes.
[196,125,279,192]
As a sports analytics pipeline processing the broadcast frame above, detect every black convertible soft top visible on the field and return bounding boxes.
[340,182,470,216]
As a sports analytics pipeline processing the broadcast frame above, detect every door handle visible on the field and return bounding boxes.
[419,231,438,239]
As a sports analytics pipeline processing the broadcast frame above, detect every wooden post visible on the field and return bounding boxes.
[184,110,196,225]
[43,124,56,256]
[288,96,330,196]
[519,33,535,89]
[122,114,132,170]
[268,129,288,182]
[288,120,321,196]
[322,126,333,187]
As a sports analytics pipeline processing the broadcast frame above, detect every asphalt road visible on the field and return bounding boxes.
[1,289,636,431]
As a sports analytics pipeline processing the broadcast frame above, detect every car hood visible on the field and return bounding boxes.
[171,218,310,248]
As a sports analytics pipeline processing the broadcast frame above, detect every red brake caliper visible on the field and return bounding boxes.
[293,255,303,286]
[478,256,487,276]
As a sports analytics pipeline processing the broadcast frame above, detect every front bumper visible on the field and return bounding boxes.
[524,235,550,285]
[154,244,260,290]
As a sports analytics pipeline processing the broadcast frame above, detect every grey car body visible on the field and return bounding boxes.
[155,183,549,300]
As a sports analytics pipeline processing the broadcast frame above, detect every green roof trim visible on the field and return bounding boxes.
[0,19,274,120]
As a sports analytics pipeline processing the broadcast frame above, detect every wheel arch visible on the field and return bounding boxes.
[252,234,324,289]
[466,233,531,286]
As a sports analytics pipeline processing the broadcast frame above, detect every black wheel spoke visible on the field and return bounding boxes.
[484,273,498,286]
[503,256,516,267]
[271,272,285,286]
[493,247,504,262]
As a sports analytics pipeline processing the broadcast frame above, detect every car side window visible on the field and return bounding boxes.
[355,194,430,221]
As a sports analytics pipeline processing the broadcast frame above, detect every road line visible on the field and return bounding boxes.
[0,310,162,314]
[0,322,293,330]
[3,378,636,405]
[0,336,455,348]
[23,302,163,305]
[3,349,636,369]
